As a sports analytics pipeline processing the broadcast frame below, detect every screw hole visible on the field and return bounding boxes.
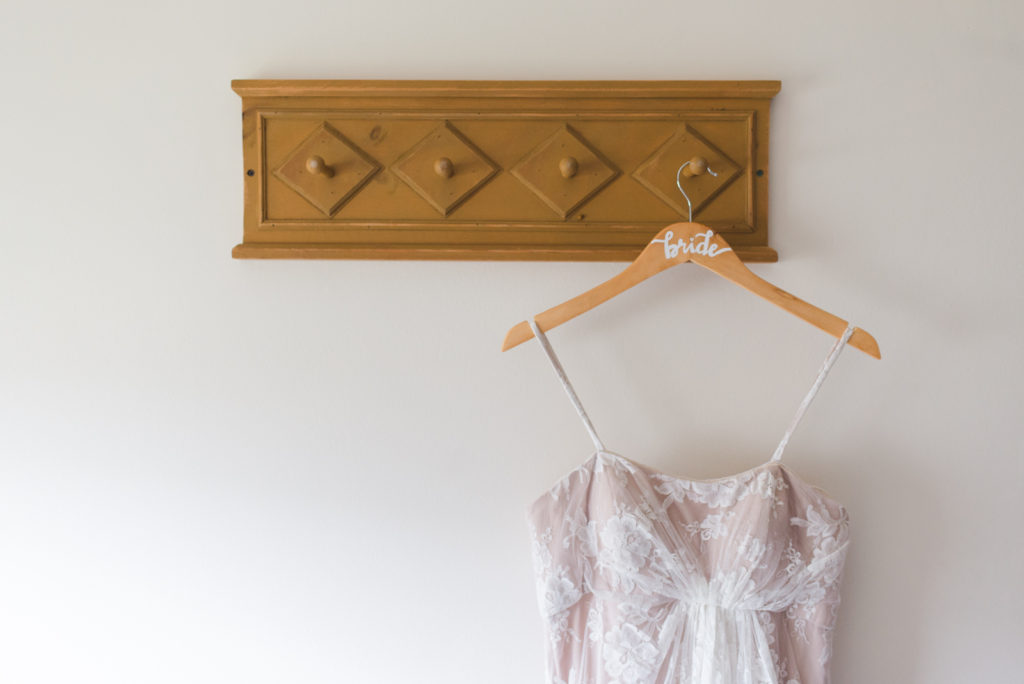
[246,169,255,177]
[755,169,764,177]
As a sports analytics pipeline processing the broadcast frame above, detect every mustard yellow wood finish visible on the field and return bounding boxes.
[232,79,780,261]
[502,223,881,359]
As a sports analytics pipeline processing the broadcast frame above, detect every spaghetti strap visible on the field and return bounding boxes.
[770,324,857,462]
[528,319,607,453]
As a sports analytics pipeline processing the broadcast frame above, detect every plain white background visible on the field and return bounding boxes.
[2,1,1022,682]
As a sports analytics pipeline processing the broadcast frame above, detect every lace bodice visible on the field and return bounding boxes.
[523,321,855,684]
[528,451,848,684]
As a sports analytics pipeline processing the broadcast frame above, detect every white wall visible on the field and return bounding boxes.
[2,1,1022,682]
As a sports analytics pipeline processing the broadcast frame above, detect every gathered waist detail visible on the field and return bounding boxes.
[681,601,765,611]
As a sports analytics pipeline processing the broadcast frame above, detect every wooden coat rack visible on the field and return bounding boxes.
[231,79,780,261]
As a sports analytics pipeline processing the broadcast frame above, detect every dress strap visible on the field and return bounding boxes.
[771,324,857,462]
[528,319,607,453]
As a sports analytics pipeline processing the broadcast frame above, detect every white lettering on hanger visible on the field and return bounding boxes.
[651,229,733,259]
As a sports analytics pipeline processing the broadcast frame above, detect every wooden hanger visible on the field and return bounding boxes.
[501,222,881,359]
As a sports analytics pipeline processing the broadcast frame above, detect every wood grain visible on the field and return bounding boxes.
[233,79,781,261]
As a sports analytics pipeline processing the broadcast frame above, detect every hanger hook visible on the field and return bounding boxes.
[675,160,718,222]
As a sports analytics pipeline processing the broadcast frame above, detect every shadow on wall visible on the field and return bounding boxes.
[830,435,944,683]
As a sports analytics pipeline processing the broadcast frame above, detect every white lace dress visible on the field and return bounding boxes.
[527,451,849,684]
[524,320,855,684]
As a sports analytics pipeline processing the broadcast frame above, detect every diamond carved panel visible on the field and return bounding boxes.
[632,125,742,219]
[235,79,781,261]
[510,124,619,219]
[391,122,499,217]
[273,122,380,217]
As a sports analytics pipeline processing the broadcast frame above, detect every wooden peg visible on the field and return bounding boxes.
[559,156,579,178]
[681,156,708,178]
[306,156,334,178]
[434,157,454,178]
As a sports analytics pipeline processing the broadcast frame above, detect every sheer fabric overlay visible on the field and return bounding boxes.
[524,321,855,684]
[527,451,849,684]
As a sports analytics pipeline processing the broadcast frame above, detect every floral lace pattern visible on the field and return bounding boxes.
[527,451,850,684]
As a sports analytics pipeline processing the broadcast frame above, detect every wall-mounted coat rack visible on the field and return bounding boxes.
[231,79,780,261]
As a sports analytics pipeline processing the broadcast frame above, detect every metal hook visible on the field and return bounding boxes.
[675,160,718,222]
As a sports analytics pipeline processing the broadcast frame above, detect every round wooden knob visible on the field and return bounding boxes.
[681,156,708,178]
[306,156,334,178]
[434,157,454,178]
[559,156,579,178]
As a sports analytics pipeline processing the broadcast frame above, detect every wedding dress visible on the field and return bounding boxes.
[525,321,855,684]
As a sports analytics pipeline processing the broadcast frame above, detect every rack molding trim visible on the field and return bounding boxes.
[231,79,781,262]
